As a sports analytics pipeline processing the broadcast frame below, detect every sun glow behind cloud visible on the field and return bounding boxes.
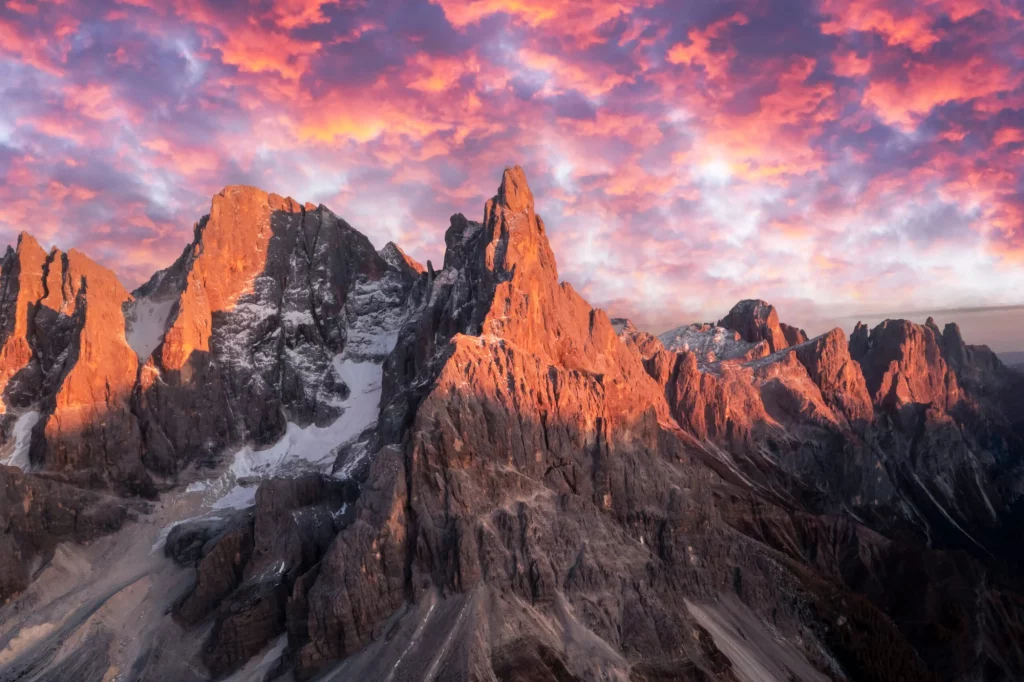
[0,0,1022,346]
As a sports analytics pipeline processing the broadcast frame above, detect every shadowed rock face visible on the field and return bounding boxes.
[1,167,1024,682]
[0,464,145,600]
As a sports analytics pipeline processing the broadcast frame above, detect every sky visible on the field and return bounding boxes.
[1,0,1023,351]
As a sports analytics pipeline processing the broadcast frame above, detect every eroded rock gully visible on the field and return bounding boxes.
[1,167,1023,682]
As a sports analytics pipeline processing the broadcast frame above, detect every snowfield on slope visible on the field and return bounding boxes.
[124,296,177,361]
[210,356,384,510]
[0,410,40,470]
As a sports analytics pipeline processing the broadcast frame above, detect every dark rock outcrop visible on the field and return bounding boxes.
[0,465,141,601]
[781,321,809,346]
[718,299,790,352]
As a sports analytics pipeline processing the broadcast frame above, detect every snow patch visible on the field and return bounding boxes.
[659,323,759,364]
[124,297,176,360]
[282,309,315,327]
[1,410,40,470]
[211,357,384,510]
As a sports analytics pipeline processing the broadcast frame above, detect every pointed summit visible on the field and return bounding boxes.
[497,164,534,213]
[479,164,556,282]
[16,231,44,253]
[379,241,425,275]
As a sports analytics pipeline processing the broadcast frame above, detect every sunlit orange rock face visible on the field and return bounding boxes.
[298,166,704,675]
[0,183,419,492]
[854,318,961,411]
[130,182,415,475]
[289,167,1024,682]
[160,186,306,373]
[0,234,147,494]
[2,167,1024,682]
[40,249,145,492]
[0,234,49,413]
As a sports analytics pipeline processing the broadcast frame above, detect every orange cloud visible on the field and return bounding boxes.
[0,16,70,76]
[993,127,1024,145]
[47,181,98,203]
[667,13,748,81]
[832,50,872,78]
[216,23,322,80]
[143,138,222,175]
[66,84,128,122]
[16,114,91,145]
[820,0,939,52]
[434,0,658,47]
[863,56,1020,127]
[267,0,344,29]
[517,47,631,98]
[405,51,480,93]
[757,57,836,127]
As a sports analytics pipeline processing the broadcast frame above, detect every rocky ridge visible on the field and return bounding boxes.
[0,167,1022,682]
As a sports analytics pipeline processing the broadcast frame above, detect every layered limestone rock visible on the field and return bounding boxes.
[781,321,809,346]
[0,186,422,624]
[792,328,873,425]
[0,234,49,412]
[634,321,870,450]
[147,170,1020,682]
[36,248,148,493]
[849,320,870,362]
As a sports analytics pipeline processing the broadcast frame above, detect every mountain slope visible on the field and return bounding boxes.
[0,168,1022,682]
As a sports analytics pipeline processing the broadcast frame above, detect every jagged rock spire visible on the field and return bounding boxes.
[496,164,534,213]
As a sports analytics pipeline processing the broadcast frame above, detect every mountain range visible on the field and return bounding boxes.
[1,167,1023,682]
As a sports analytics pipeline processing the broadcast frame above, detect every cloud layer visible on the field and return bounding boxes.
[1,0,1022,338]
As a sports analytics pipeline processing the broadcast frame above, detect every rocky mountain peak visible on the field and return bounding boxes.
[849,320,870,362]
[379,241,424,275]
[496,164,534,213]
[0,236,147,494]
[857,318,960,410]
[190,184,306,313]
[792,327,873,424]
[480,165,557,282]
[717,298,789,352]
[2,166,1024,682]
[0,233,49,414]
[15,230,43,253]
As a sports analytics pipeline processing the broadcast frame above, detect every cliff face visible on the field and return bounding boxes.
[1,168,1023,682]
[0,235,148,495]
[132,186,421,477]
